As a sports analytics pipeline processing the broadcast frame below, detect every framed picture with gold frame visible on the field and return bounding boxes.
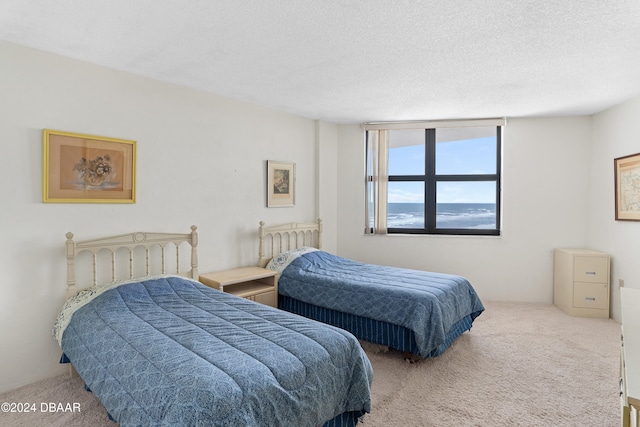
[615,152,640,221]
[267,160,295,207]
[43,129,136,203]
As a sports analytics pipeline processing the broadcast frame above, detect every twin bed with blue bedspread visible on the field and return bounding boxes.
[54,227,372,426]
[259,220,485,359]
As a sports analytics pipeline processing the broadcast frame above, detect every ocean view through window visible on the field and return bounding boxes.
[365,119,503,236]
[387,203,497,229]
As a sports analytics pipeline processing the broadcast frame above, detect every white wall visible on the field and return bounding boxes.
[316,121,339,253]
[590,95,640,321]
[336,117,594,304]
[0,41,334,393]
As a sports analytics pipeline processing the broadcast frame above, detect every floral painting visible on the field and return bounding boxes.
[43,130,136,203]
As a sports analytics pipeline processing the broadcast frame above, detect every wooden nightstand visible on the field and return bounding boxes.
[199,267,278,308]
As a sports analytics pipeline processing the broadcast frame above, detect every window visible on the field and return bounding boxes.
[365,120,503,236]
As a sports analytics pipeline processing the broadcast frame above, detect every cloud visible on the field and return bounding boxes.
[388,188,423,203]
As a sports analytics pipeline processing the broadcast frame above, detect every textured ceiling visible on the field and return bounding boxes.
[1,1,640,124]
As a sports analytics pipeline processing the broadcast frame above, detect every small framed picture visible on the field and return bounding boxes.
[267,160,295,207]
[43,129,136,203]
[614,152,640,221]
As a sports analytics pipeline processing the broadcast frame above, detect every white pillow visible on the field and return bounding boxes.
[266,247,318,275]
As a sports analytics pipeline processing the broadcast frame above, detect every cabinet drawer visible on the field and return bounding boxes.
[573,256,608,283]
[253,290,276,307]
[573,281,608,309]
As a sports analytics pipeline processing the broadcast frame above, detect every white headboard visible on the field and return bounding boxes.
[258,219,322,267]
[65,226,198,298]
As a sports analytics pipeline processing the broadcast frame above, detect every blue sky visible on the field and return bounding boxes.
[388,136,497,204]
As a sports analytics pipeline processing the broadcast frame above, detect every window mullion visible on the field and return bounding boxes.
[436,174,499,182]
[495,126,502,231]
[388,175,425,181]
[425,129,436,231]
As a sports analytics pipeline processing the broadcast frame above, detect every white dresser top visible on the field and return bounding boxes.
[555,248,609,256]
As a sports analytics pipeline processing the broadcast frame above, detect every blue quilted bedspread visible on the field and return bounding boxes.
[59,276,372,426]
[276,251,485,357]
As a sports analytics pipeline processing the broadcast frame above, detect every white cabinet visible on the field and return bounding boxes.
[621,288,640,427]
[553,248,610,319]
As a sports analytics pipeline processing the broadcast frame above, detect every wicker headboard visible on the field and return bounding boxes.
[65,226,198,298]
[258,219,322,267]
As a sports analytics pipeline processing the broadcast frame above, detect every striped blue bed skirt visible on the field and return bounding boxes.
[323,410,364,427]
[279,295,474,358]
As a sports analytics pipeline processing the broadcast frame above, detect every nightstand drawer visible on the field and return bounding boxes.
[573,281,608,309]
[573,256,609,283]
[253,290,276,306]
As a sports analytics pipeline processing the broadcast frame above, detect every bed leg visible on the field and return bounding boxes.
[402,352,421,364]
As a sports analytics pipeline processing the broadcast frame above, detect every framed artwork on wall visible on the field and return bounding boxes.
[267,160,295,207]
[43,129,136,203]
[614,152,640,221]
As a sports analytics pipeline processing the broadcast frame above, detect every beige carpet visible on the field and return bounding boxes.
[0,302,621,426]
